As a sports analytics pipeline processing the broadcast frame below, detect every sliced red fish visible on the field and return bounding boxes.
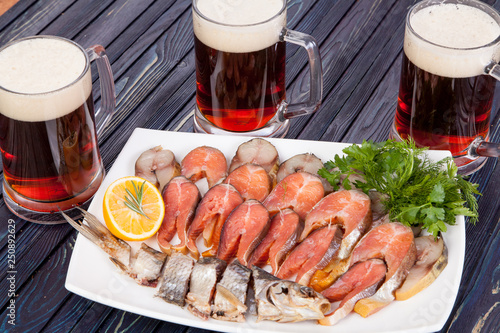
[322,259,387,302]
[185,184,243,259]
[301,190,372,259]
[223,164,271,202]
[277,153,333,193]
[157,176,200,255]
[263,171,324,220]
[276,224,343,285]
[319,259,386,326]
[181,146,228,188]
[216,200,270,265]
[350,222,416,317]
[247,208,302,274]
[229,138,279,184]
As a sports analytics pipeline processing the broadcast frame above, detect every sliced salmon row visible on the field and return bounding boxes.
[157,176,201,255]
[246,208,302,274]
[185,184,243,259]
[223,164,272,202]
[276,224,343,286]
[301,190,372,259]
[181,146,228,188]
[216,200,270,266]
[319,259,387,326]
[263,171,324,220]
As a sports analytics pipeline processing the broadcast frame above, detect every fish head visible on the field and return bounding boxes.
[268,281,331,322]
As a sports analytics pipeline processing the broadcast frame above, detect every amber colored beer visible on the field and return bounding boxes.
[195,35,286,132]
[393,2,500,157]
[0,36,103,213]
[0,96,101,204]
[395,53,495,155]
[193,0,287,132]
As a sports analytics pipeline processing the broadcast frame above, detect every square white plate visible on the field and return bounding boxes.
[66,128,464,333]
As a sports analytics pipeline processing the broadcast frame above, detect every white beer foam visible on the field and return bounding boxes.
[193,0,285,53]
[0,37,92,122]
[405,3,500,78]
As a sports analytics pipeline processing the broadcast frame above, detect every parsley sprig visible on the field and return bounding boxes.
[318,139,480,237]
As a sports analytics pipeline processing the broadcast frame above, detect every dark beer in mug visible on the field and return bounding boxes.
[193,0,286,132]
[0,37,103,213]
[393,3,500,159]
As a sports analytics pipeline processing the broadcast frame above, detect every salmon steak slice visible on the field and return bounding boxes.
[319,259,386,326]
[262,171,325,220]
[216,200,270,265]
[181,146,228,188]
[276,224,343,285]
[157,176,201,254]
[247,208,302,274]
[185,184,243,259]
[223,164,272,202]
[301,190,372,259]
[350,222,417,317]
[229,138,280,185]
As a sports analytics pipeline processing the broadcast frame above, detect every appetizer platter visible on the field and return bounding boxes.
[65,128,465,333]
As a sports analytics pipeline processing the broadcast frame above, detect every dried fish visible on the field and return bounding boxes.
[252,266,330,323]
[110,243,167,287]
[212,260,251,322]
[186,257,227,320]
[156,252,195,307]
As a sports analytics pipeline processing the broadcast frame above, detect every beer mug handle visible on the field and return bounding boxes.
[280,28,323,119]
[467,63,500,159]
[86,45,116,137]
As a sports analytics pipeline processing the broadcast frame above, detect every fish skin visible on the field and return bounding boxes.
[216,200,270,265]
[212,260,252,322]
[276,225,343,286]
[186,257,227,320]
[252,266,330,323]
[157,176,201,255]
[229,138,280,184]
[223,163,272,202]
[301,190,372,259]
[319,259,386,326]
[156,252,195,307]
[262,171,325,220]
[350,222,417,317]
[185,184,243,259]
[247,208,302,274]
[181,146,228,188]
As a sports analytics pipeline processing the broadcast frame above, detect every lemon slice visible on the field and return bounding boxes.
[103,176,164,241]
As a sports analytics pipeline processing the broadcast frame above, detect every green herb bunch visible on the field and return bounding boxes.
[318,139,480,237]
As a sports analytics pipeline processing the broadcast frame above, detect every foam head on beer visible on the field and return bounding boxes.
[405,3,500,78]
[0,37,92,122]
[193,0,286,53]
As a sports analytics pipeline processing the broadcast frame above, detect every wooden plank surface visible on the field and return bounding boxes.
[0,0,499,332]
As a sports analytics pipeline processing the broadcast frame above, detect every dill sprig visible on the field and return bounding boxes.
[124,180,151,219]
[318,139,480,238]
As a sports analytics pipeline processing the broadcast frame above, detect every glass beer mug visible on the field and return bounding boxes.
[192,0,322,137]
[391,0,500,175]
[0,35,115,224]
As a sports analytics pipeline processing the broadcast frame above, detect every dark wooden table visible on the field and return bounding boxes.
[1,0,499,332]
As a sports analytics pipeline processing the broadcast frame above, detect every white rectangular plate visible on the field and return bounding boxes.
[66,128,464,333]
